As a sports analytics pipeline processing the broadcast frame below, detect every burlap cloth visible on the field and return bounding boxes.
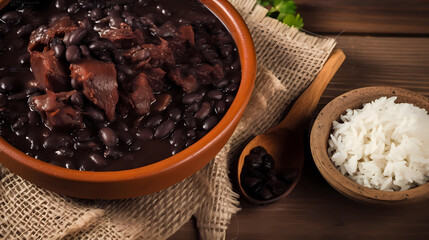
[0,1,336,239]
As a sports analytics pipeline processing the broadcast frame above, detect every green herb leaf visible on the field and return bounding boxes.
[258,0,304,29]
[283,13,304,29]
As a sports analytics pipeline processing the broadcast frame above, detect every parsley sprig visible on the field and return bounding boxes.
[257,0,304,29]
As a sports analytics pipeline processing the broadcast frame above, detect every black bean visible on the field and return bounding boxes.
[0,94,7,107]
[104,149,123,159]
[7,92,26,101]
[242,177,261,190]
[74,129,91,142]
[15,129,27,136]
[224,81,239,93]
[63,32,71,46]
[98,53,112,62]
[133,49,150,62]
[1,77,18,94]
[258,186,274,200]
[225,95,235,106]
[245,154,262,169]
[250,146,267,155]
[89,153,107,167]
[74,141,102,151]
[26,87,40,96]
[154,119,175,139]
[55,147,75,158]
[182,91,204,105]
[70,92,84,107]
[78,159,92,171]
[25,132,41,150]
[0,23,9,36]
[18,52,30,66]
[194,102,211,120]
[156,21,177,38]
[186,129,196,139]
[185,138,195,147]
[88,41,106,52]
[214,100,226,115]
[69,28,87,45]
[12,116,28,130]
[28,111,41,126]
[71,78,82,90]
[66,45,81,63]
[187,102,200,113]
[53,44,65,59]
[2,11,21,25]
[183,112,196,129]
[202,116,218,131]
[117,72,126,84]
[171,145,184,155]
[197,130,207,139]
[16,24,34,37]
[167,108,182,122]
[64,161,76,170]
[116,64,134,76]
[207,90,223,100]
[129,142,142,152]
[261,154,275,171]
[12,39,26,50]
[135,128,153,141]
[113,51,124,64]
[99,127,118,148]
[55,0,67,10]
[117,131,133,145]
[80,45,91,57]
[68,3,81,13]
[43,135,73,149]
[80,18,92,29]
[109,17,122,29]
[170,129,186,147]
[89,8,104,20]
[86,107,105,122]
[49,13,68,24]
[144,115,163,128]
[114,122,129,132]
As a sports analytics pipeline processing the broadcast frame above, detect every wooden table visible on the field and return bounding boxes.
[171,1,429,238]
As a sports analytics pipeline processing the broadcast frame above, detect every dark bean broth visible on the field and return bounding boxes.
[0,0,241,171]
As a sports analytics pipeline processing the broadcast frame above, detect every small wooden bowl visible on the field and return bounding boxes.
[310,86,429,205]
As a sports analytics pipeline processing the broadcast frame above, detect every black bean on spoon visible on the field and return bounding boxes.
[240,146,295,202]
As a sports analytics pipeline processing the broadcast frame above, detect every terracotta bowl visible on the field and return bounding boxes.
[310,86,429,205]
[0,0,256,199]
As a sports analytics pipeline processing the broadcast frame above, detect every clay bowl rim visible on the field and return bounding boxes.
[0,0,256,183]
[310,86,429,204]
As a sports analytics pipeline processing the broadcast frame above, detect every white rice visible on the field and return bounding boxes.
[328,96,429,191]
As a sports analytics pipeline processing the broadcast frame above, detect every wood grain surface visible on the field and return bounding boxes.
[170,1,429,239]
[295,0,429,34]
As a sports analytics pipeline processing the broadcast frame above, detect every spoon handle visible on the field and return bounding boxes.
[268,49,346,133]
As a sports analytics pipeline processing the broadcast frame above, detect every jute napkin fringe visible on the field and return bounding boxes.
[0,1,336,239]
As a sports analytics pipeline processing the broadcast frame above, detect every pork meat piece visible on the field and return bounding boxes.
[169,67,199,93]
[99,23,137,49]
[70,59,119,122]
[29,90,84,130]
[129,73,155,115]
[28,16,77,51]
[30,50,69,92]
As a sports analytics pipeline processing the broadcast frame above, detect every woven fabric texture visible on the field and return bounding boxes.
[0,0,336,239]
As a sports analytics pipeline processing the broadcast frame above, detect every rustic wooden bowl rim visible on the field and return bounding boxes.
[310,86,429,204]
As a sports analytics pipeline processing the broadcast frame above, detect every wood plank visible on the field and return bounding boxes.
[170,35,429,239]
[295,0,429,34]
[320,36,429,106]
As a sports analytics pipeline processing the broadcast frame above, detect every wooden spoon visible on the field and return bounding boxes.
[237,49,346,205]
